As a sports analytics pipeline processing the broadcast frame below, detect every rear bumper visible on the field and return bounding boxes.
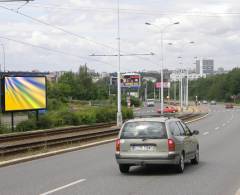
[115,152,180,165]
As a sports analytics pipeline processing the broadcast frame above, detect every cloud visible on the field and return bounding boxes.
[0,0,240,72]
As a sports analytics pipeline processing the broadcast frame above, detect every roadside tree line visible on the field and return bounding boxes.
[189,68,240,102]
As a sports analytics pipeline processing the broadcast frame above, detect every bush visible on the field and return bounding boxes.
[16,119,37,132]
[36,115,54,129]
[47,98,68,111]
[130,96,141,107]
[15,106,133,133]
[0,124,12,134]
[95,107,116,123]
[60,111,80,126]
[122,107,134,120]
[76,111,96,124]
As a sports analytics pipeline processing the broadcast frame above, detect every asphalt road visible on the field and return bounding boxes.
[0,105,240,195]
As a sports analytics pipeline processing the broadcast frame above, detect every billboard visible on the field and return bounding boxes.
[155,82,171,89]
[3,76,47,112]
[121,73,141,89]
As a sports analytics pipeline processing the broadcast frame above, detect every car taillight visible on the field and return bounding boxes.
[116,139,120,152]
[168,139,175,151]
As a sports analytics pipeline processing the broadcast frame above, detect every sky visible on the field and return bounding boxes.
[0,0,240,73]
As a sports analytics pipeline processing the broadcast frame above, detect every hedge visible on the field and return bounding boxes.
[15,107,133,132]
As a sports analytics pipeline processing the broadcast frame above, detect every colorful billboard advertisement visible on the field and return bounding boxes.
[3,76,47,112]
[122,73,141,89]
[155,82,171,89]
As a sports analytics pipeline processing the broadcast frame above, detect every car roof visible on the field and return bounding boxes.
[125,117,180,123]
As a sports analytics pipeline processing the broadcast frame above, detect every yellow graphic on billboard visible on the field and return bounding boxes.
[4,77,46,111]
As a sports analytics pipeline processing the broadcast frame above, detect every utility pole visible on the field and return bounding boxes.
[154,83,156,100]
[90,1,153,127]
[145,81,148,101]
[116,0,122,127]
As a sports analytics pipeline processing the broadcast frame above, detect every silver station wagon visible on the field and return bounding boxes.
[115,117,199,173]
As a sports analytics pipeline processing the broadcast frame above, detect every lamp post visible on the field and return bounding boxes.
[178,56,183,111]
[116,0,122,127]
[185,41,195,108]
[0,42,5,72]
[145,21,179,115]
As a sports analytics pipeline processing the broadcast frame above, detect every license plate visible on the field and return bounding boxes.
[131,145,155,151]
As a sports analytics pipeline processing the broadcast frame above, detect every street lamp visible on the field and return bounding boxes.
[177,56,183,111]
[185,41,195,108]
[116,0,122,127]
[0,42,5,72]
[145,21,179,115]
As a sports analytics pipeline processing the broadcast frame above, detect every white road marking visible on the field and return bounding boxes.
[215,127,219,130]
[40,179,86,195]
[203,132,209,136]
[222,123,226,127]
[227,121,230,123]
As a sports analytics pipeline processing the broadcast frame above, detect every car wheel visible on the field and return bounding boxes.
[119,164,130,173]
[176,153,184,173]
[191,148,199,165]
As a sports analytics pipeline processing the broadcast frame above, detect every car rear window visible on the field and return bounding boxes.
[121,121,167,139]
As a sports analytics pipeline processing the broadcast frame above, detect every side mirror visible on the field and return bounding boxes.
[192,130,199,135]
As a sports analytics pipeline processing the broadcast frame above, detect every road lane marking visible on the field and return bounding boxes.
[222,123,226,127]
[215,127,219,130]
[203,132,209,136]
[40,179,86,195]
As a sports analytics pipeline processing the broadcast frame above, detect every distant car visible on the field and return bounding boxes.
[210,101,216,105]
[157,106,178,113]
[225,103,233,109]
[202,100,208,104]
[146,99,155,107]
[115,117,200,173]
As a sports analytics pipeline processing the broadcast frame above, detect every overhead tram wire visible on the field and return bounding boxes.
[4,3,240,17]
[0,5,160,69]
[0,5,117,52]
[0,35,115,67]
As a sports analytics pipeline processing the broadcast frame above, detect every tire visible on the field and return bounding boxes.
[176,153,185,173]
[119,164,130,173]
[191,148,199,165]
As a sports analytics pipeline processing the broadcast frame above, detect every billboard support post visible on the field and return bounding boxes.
[11,112,14,132]
[36,110,39,121]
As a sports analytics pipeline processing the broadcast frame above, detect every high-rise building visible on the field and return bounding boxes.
[196,59,214,75]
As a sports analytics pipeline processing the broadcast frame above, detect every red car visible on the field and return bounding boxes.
[157,106,178,113]
[225,103,233,109]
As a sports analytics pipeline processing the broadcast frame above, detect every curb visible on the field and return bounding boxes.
[0,112,209,168]
[185,113,209,124]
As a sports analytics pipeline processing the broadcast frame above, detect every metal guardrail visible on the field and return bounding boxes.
[0,114,202,157]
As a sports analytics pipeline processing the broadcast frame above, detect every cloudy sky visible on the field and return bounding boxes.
[0,0,240,73]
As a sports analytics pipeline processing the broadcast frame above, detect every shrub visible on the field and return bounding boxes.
[60,111,80,126]
[130,96,141,107]
[122,107,133,120]
[36,115,54,129]
[15,106,133,133]
[16,119,37,132]
[76,110,96,124]
[95,107,116,123]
